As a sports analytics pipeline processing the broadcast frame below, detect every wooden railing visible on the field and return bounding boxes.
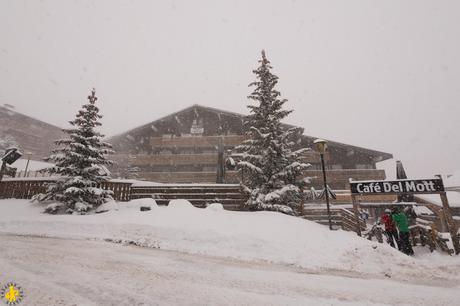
[0,178,378,233]
[150,135,245,147]
[0,179,53,200]
[130,184,246,210]
[99,181,132,201]
[301,205,366,232]
[112,153,219,166]
[0,179,132,202]
[136,171,240,183]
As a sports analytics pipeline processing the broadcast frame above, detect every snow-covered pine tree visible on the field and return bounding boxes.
[38,89,114,214]
[234,50,310,214]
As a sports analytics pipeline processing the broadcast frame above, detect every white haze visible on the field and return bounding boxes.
[0,0,459,178]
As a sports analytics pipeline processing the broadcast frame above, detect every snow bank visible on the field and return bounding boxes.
[0,199,455,281]
[95,200,119,213]
[121,198,158,209]
[168,199,195,211]
[206,203,224,211]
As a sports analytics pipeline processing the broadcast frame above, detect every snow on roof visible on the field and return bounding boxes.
[412,205,434,215]
[415,171,460,207]
[10,158,52,171]
[417,191,460,208]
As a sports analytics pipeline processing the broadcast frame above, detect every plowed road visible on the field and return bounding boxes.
[0,234,458,306]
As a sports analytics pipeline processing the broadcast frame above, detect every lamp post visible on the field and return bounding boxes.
[23,152,32,177]
[313,139,332,230]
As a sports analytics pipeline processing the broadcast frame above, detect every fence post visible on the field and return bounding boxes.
[351,194,362,237]
[440,192,460,255]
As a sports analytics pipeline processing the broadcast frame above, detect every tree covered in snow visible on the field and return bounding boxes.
[234,50,310,214]
[37,89,114,214]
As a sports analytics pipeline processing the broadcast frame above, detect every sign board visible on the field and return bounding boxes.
[1,148,22,165]
[350,179,444,195]
[190,127,204,134]
[349,177,460,255]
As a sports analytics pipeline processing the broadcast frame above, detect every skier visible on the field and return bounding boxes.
[392,207,414,255]
[381,208,399,249]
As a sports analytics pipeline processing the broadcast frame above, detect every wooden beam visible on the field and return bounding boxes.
[440,192,460,254]
[351,194,362,236]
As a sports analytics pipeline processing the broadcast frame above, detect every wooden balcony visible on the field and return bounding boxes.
[134,168,387,188]
[150,135,245,148]
[112,153,218,166]
[113,151,322,167]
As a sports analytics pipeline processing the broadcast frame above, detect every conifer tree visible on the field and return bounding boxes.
[38,89,114,214]
[234,50,310,214]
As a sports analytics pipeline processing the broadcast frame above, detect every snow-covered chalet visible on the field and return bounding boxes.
[108,105,393,190]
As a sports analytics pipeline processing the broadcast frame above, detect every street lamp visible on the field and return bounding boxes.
[23,152,33,177]
[313,139,332,230]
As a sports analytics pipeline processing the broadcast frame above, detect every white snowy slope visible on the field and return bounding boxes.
[0,199,458,281]
[1,199,460,305]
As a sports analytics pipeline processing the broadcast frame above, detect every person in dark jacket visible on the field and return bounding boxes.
[381,208,399,249]
[392,207,414,255]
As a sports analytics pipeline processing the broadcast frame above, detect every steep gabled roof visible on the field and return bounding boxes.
[108,104,393,162]
[0,105,65,159]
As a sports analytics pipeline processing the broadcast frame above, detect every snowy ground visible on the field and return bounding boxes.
[0,199,459,305]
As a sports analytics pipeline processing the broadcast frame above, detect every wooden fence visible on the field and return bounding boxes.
[0,178,368,233]
[130,184,246,210]
[0,179,132,202]
[301,205,367,232]
[0,179,54,200]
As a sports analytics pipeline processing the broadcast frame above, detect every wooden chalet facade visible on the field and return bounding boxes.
[108,105,393,189]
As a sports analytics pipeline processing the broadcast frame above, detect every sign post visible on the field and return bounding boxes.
[351,194,362,237]
[349,178,459,255]
[440,192,460,254]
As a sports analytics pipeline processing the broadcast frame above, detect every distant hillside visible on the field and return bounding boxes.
[0,105,65,160]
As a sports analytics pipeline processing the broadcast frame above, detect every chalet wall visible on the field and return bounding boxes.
[150,135,244,148]
[130,168,386,190]
[303,169,387,190]
[108,105,392,185]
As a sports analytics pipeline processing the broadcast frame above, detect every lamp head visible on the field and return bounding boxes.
[313,139,328,154]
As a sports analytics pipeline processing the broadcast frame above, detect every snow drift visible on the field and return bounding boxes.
[0,199,456,281]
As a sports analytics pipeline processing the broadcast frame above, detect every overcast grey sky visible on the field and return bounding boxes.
[1,0,459,178]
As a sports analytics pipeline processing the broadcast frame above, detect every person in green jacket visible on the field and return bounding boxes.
[392,207,414,255]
